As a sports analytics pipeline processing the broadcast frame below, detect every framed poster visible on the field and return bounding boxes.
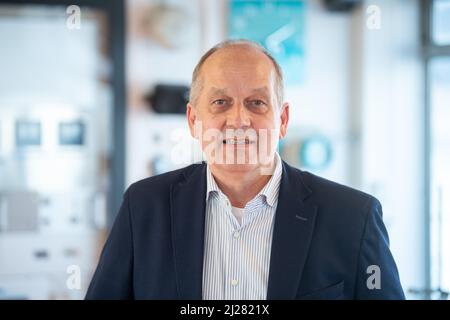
[15,120,41,147]
[58,120,85,146]
[229,0,306,85]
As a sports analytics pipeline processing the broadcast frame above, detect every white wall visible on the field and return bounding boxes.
[126,0,204,185]
[285,0,352,184]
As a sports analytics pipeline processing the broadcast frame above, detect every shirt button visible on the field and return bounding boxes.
[233,231,240,239]
[231,279,238,286]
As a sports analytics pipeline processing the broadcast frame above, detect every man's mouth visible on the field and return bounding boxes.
[222,138,254,145]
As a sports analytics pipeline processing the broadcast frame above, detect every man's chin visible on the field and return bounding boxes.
[210,161,275,176]
[205,147,277,174]
[215,162,258,171]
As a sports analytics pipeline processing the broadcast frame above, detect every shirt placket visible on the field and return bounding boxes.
[220,195,243,300]
[229,223,244,299]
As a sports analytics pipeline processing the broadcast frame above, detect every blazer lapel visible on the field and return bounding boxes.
[170,163,207,299]
[267,161,318,299]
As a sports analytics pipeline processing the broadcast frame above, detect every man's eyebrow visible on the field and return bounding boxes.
[207,87,269,96]
[251,87,269,95]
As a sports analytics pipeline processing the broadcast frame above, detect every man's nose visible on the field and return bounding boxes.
[226,102,251,128]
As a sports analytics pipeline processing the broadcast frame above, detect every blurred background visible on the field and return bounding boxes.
[0,0,448,300]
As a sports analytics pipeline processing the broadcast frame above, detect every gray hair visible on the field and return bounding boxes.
[189,39,284,108]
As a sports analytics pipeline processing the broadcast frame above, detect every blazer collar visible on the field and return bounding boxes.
[266,161,318,299]
[170,163,207,299]
[170,161,318,299]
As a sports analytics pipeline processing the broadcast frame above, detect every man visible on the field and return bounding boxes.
[86,40,404,300]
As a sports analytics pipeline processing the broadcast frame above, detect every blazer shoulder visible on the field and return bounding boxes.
[288,163,378,210]
[126,162,205,199]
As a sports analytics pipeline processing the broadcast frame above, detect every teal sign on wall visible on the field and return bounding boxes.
[228,0,306,85]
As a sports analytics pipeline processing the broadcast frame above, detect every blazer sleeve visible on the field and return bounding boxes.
[85,189,134,299]
[354,197,405,299]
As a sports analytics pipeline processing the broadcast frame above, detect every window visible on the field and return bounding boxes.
[432,0,450,45]
[429,57,450,299]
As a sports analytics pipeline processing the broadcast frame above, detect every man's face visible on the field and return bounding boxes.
[187,46,289,174]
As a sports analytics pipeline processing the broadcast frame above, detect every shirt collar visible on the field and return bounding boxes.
[206,152,282,208]
[206,164,221,199]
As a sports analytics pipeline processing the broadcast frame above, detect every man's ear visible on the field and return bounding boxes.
[186,102,197,139]
[279,102,289,139]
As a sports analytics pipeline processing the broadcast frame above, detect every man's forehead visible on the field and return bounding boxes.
[201,64,277,93]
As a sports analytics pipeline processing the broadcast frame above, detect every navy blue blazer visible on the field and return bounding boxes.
[86,161,405,300]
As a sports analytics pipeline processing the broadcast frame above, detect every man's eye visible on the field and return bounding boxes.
[249,100,266,107]
[212,99,227,106]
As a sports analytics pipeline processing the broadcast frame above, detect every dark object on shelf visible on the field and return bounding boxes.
[322,0,361,12]
[147,84,190,114]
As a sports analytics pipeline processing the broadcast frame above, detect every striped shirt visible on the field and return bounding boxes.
[202,153,282,300]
